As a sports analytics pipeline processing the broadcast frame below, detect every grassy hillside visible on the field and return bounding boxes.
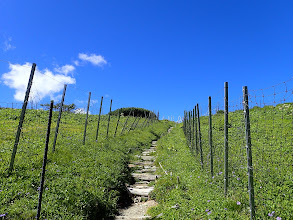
[0,108,173,219]
[149,103,293,219]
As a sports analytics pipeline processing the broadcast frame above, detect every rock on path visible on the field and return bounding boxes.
[115,141,158,220]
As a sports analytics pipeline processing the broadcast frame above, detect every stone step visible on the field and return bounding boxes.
[115,216,151,220]
[135,168,156,173]
[131,183,151,188]
[127,186,154,196]
[132,173,160,181]
[141,156,155,161]
[131,161,153,166]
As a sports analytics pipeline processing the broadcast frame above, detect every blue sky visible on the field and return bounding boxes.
[1,1,293,120]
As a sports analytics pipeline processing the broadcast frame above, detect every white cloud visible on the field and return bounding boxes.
[78,53,107,66]
[3,37,15,51]
[74,108,88,114]
[2,63,76,102]
[73,60,80,66]
[54,64,75,75]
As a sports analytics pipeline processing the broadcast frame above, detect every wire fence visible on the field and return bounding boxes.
[183,79,293,219]
[0,62,160,219]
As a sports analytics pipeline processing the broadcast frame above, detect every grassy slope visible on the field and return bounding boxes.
[150,104,293,219]
[0,108,173,219]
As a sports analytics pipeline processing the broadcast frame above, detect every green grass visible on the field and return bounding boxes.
[0,108,173,219]
[149,103,293,219]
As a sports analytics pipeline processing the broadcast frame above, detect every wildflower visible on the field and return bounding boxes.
[224,208,227,210]
[268,212,274,217]
[207,211,211,215]
[219,172,223,175]
[237,178,240,180]
[276,217,281,220]
[198,176,200,178]
[205,209,209,212]
[207,200,211,202]
[0,213,7,217]
[237,201,241,205]
[212,176,214,179]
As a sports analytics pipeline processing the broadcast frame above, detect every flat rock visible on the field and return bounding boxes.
[131,161,153,166]
[127,186,154,196]
[140,156,155,161]
[135,168,156,173]
[128,164,142,168]
[132,173,160,181]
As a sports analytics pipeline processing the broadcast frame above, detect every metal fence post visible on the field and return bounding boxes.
[194,105,198,155]
[82,92,91,145]
[52,84,67,152]
[9,63,36,173]
[209,96,213,177]
[224,82,229,196]
[192,108,195,154]
[36,100,53,220]
[114,109,120,137]
[243,86,256,220]
[106,99,112,138]
[197,103,204,169]
[95,96,103,141]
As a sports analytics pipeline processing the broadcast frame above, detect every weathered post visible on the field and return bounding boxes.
[224,82,229,196]
[82,92,91,145]
[95,96,103,141]
[209,96,214,177]
[52,84,67,152]
[9,63,36,173]
[243,86,256,220]
[106,99,112,138]
[114,109,120,137]
[36,100,53,220]
[197,104,204,169]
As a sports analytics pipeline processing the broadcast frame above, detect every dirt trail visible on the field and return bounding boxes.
[115,127,173,220]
